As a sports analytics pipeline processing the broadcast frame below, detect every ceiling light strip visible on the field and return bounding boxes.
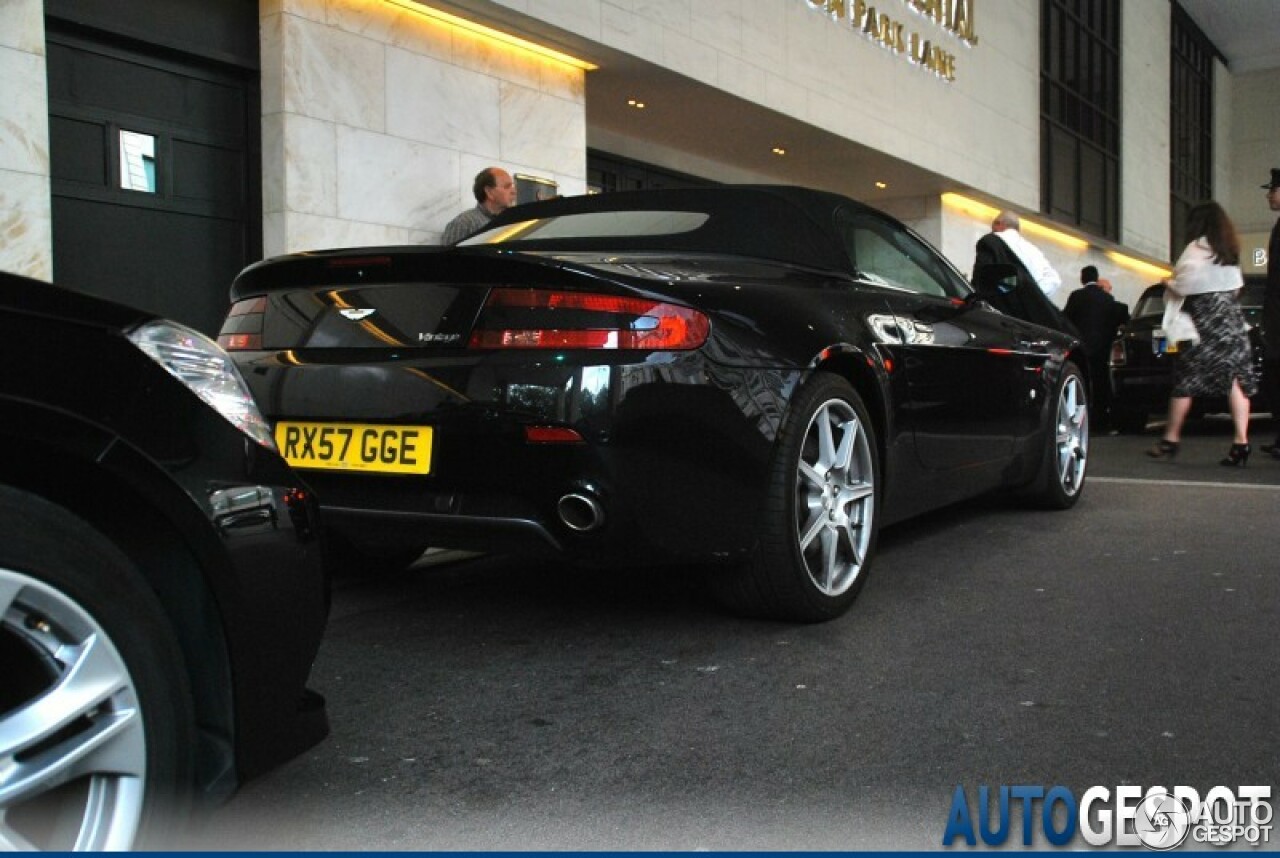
[942,193,1172,276]
[942,192,1087,250]
[1105,250,1172,280]
[386,0,598,70]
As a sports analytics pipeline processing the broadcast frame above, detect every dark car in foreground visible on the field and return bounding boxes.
[0,271,328,849]
[1108,277,1267,433]
[219,185,1088,622]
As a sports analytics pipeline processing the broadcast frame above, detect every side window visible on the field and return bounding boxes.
[836,210,966,299]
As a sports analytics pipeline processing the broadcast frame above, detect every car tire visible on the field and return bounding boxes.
[1024,361,1088,510]
[710,374,879,623]
[0,485,195,850]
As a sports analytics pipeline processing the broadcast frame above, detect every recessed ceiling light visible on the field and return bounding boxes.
[772,147,786,156]
[627,99,646,109]
[875,181,888,189]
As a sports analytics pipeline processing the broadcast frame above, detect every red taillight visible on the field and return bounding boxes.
[218,297,266,350]
[468,288,709,351]
[523,425,585,444]
[217,332,262,350]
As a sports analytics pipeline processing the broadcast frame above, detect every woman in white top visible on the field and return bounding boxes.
[1147,201,1256,466]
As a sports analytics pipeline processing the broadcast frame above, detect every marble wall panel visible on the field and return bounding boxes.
[0,48,49,175]
[0,0,43,53]
[260,11,285,116]
[282,13,385,130]
[691,1,742,58]
[525,0,602,39]
[278,211,417,253]
[661,28,717,84]
[0,0,50,279]
[386,47,500,156]
[325,0,448,60]
[600,2,659,62]
[499,82,585,176]
[284,114,339,217]
[538,58,584,101]
[0,171,52,281]
[336,126,459,230]
[716,52,766,106]
[631,0,688,33]
[738,0,786,70]
[270,0,588,253]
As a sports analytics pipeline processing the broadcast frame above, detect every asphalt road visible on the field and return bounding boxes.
[186,416,1280,851]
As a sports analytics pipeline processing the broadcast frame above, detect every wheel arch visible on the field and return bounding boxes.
[809,344,891,465]
[0,401,238,800]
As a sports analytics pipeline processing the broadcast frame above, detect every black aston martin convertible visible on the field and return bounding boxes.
[219,186,1089,622]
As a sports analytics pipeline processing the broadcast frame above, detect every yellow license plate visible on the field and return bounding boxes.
[275,422,432,474]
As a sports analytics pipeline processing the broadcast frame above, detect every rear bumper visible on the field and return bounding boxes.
[267,354,800,567]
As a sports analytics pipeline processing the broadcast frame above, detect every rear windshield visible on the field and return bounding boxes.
[1133,279,1264,318]
[1133,289,1166,318]
[460,210,711,245]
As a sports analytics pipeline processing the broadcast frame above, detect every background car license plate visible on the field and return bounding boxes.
[275,422,432,474]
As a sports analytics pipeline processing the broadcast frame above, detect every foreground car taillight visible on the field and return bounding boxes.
[129,320,277,451]
[217,296,266,350]
[468,288,709,350]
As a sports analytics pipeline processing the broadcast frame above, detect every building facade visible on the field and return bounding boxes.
[2,0,1278,334]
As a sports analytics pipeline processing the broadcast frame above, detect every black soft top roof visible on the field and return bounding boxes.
[474,185,859,272]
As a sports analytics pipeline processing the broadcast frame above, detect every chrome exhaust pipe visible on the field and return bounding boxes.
[557,492,604,532]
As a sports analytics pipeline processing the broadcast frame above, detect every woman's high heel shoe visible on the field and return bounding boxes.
[1221,442,1251,467]
[1146,439,1179,459]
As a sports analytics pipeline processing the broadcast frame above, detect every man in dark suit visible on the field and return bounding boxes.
[1259,169,1280,458]
[1063,266,1130,431]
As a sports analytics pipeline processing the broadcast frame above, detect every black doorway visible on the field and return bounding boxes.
[46,11,259,335]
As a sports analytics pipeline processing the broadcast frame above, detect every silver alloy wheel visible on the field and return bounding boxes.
[794,397,876,596]
[0,568,147,851]
[1054,372,1089,497]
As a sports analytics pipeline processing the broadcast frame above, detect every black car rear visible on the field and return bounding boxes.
[1108,277,1267,432]
[218,186,1088,622]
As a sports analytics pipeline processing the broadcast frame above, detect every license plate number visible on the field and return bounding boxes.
[275,422,432,474]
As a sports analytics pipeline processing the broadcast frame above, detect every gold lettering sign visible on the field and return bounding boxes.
[804,0,976,81]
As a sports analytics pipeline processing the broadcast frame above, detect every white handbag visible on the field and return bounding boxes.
[1161,294,1200,345]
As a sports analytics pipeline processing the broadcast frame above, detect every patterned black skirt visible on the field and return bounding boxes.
[1173,291,1258,398]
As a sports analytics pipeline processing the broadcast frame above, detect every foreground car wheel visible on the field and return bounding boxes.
[712,374,879,622]
[0,487,194,850]
[1027,362,1088,509]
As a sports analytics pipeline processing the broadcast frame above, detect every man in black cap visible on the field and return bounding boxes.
[1261,169,1280,458]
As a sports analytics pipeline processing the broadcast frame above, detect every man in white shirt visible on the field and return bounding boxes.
[973,210,1062,298]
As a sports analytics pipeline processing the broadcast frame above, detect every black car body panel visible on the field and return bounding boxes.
[1109,277,1267,430]
[0,271,328,796]
[223,186,1084,571]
